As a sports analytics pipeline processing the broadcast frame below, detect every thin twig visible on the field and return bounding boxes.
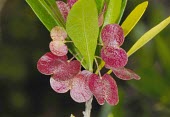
[94,58,102,78]
[83,97,93,117]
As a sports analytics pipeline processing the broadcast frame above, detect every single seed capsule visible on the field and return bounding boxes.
[50,26,67,41]
[111,67,141,80]
[101,46,128,68]
[101,24,124,46]
[56,1,70,20]
[70,70,92,103]
[88,74,119,105]
[52,60,81,81]
[49,40,68,56]
[37,52,67,75]
[50,77,71,93]
[67,0,77,8]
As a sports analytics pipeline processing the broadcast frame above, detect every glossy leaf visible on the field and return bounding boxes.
[66,0,99,71]
[127,16,170,57]
[103,0,122,26]
[121,1,148,37]
[26,0,65,31]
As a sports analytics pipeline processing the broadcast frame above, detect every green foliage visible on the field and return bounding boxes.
[121,1,148,37]
[95,0,105,13]
[117,0,127,23]
[103,0,122,26]
[66,0,99,71]
[127,16,170,57]
[26,0,65,31]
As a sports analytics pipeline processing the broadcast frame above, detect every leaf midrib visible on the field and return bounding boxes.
[81,6,92,70]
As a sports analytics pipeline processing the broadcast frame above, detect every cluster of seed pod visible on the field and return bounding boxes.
[101,24,140,81]
[37,52,93,103]
[101,24,128,68]
[37,51,119,105]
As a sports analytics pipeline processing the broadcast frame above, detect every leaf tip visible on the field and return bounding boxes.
[143,1,149,6]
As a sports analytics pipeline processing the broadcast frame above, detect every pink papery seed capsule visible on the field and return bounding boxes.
[70,70,93,103]
[50,77,71,93]
[50,26,67,41]
[67,0,77,8]
[49,40,68,56]
[53,60,81,81]
[88,74,119,105]
[98,12,104,27]
[101,24,124,46]
[98,3,107,27]
[111,67,141,80]
[56,1,70,21]
[37,52,67,75]
[101,46,128,68]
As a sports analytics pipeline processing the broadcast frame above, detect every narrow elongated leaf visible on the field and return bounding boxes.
[66,0,99,71]
[26,0,65,31]
[121,1,148,37]
[127,16,170,57]
[117,0,127,24]
[95,0,105,13]
[103,0,122,26]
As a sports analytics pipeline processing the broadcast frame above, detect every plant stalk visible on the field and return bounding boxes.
[83,97,93,117]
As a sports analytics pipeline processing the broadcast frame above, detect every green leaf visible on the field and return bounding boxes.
[117,0,127,24]
[95,0,105,13]
[121,1,148,37]
[127,16,170,57]
[66,0,99,71]
[103,0,122,26]
[26,0,65,31]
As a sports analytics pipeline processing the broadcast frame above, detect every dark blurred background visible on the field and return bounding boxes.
[0,0,170,117]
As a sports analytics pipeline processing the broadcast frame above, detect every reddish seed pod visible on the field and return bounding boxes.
[50,26,67,41]
[101,24,124,46]
[88,74,105,105]
[101,46,128,68]
[56,1,70,21]
[50,77,71,93]
[52,60,81,81]
[37,52,67,75]
[111,67,141,80]
[67,0,77,8]
[49,40,68,56]
[98,12,104,27]
[70,70,92,103]
[98,4,106,27]
[88,74,119,105]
